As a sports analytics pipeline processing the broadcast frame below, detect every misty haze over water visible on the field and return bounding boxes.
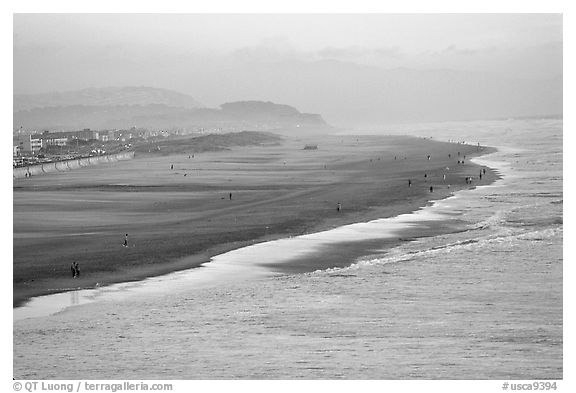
[13,14,562,126]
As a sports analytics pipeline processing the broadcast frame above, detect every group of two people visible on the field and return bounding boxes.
[70,261,80,278]
[70,233,129,278]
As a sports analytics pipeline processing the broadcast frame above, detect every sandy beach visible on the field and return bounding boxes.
[13,132,496,306]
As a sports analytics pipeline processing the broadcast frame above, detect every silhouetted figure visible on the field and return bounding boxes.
[337,202,342,212]
[408,179,412,187]
[74,262,80,278]
[71,262,76,278]
[229,192,232,200]
[170,164,173,170]
[429,186,433,192]
[124,233,128,247]
[427,155,431,160]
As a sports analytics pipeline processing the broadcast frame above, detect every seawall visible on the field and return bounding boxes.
[13,151,135,179]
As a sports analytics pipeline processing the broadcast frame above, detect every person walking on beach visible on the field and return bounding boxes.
[170,164,173,170]
[408,179,412,187]
[229,192,233,200]
[124,233,129,247]
[429,186,434,193]
[337,202,342,212]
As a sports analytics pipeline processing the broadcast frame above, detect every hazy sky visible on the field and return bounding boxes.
[13,13,562,123]
[14,14,561,53]
[14,14,562,89]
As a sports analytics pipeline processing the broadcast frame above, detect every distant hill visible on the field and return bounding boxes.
[221,101,299,116]
[14,86,204,112]
[220,101,325,124]
[13,99,327,131]
[181,59,562,125]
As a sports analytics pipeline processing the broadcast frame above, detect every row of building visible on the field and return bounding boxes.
[13,128,143,156]
[13,125,221,158]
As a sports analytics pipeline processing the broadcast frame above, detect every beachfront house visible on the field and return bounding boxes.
[13,134,43,155]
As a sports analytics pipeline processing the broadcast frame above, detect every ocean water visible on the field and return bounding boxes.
[13,118,562,379]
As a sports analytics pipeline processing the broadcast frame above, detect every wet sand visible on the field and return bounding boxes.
[13,133,496,306]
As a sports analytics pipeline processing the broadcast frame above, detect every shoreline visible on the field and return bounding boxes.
[14,134,498,308]
[13,171,500,321]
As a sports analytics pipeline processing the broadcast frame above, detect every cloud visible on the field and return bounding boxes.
[441,45,480,56]
[373,47,403,58]
[316,46,403,61]
[231,37,304,63]
[317,46,371,59]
